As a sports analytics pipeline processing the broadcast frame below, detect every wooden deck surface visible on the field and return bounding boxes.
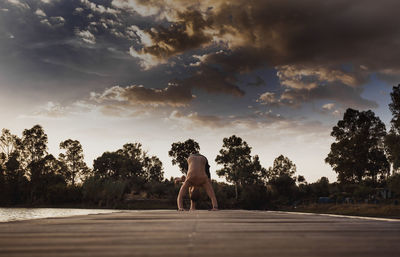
[1,210,399,257]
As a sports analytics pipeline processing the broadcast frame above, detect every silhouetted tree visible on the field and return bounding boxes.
[20,125,48,174]
[168,139,200,174]
[93,151,132,180]
[267,155,297,180]
[2,152,28,204]
[325,108,389,183]
[143,155,164,182]
[385,84,400,172]
[267,155,298,203]
[0,129,20,159]
[0,129,22,203]
[311,177,330,197]
[93,143,164,183]
[19,125,51,202]
[59,139,89,186]
[297,175,306,185]
[215,135,266,199]
[388,173,400,197]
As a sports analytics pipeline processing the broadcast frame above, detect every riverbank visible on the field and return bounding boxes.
[281,203,400,219]
[0,199,177,210]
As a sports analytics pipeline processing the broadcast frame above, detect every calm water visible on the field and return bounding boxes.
[0,208,120,222]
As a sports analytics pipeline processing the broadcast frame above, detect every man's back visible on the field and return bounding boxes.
[186,154,208,186]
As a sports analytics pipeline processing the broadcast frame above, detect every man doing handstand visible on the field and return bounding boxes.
[176,153,218,211]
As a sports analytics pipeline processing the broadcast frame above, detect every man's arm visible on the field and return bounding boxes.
[203,180,218,210]
[177,180,189,211]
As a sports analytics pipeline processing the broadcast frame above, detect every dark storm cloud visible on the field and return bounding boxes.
[3,0,399,118]
[134,10,213,59]
[134,0,400,71]
[175,65,245,97]
[281,83,378,109]
[128,0,400,108]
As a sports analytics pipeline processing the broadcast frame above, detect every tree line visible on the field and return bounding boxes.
[0,85,400,209]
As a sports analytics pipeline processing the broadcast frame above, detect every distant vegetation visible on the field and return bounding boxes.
[1,85,400,210]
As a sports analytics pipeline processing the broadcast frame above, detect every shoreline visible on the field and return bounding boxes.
[280,203,400,219]
[3,203,400,222]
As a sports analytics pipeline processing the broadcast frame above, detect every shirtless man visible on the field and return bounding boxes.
[176,153,218,211]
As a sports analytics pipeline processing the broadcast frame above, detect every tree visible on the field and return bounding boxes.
[168,139,200,174]
[0,129,20,159]
[385,84,400,171]
[20,125,48,174]
[325,108,389,183]
[0,129,26,204]
[267,155,297,180]
[93,151,131,180]
[215,135,265,199]
[266,155,298,203]
[93,142,164,183]
[19,125,50,202]
[311,177,330,197]
[143,155,164,183]
[59,139,89,186]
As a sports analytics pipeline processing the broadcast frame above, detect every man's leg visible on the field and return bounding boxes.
[203,180,218,210]
[190,200,196,211]
[177,181,189,211]
[189,186,196,211]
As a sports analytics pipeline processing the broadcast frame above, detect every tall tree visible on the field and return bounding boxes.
[19,125,49,202]
[215,135,265,199]
[0,129,25,204]
[20,125,48,172]
[266,155,298,202]
[325,108,389,183]
[59,139,89,186]
[93,152,127,179]
[267,155,297,180]
[385,84,400,171]
[168,139,200,174]
[0,129,20,159]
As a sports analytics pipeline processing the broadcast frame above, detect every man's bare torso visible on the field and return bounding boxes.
[186,154,208,186]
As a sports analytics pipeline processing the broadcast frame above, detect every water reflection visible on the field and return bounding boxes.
[0,208,119,222]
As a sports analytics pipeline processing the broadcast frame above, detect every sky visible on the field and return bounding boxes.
[1,0,399,183]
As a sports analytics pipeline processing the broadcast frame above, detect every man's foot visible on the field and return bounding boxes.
[209,207,219,211]
[178,208,185,211]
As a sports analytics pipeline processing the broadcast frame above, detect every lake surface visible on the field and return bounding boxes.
[0,208,120,222]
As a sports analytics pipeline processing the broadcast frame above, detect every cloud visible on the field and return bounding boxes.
[5,0,29,9]
[35,9,47,17]
[256,65,376,109]
[31,101,67,118]
[79,0,120,16]
[122,0,400,108]
[176,65,245,97]
[169,108,285,129]
[321,103,341,117]
[91,83,195,107]
[257,92,278,106]
[75,29,96,44]
[129,10,213,68]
